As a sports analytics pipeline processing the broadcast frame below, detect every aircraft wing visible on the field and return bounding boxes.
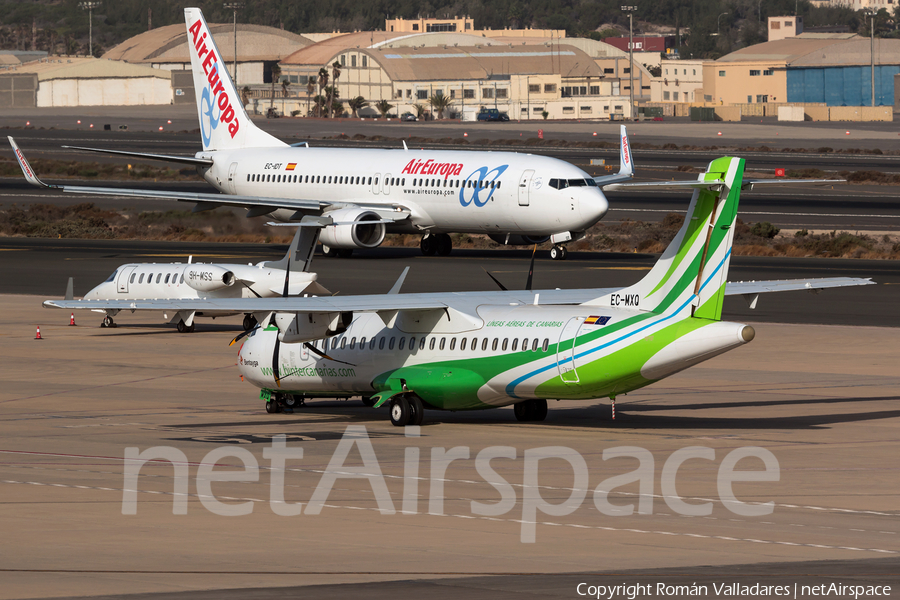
[44,277,873,315]
[61,145,214,167]
[9,136,410,221]
[604,178,844,192]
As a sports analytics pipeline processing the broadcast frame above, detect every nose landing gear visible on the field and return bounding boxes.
[420,233,452,256]
[549,245,568,261]
[100,315,116,328]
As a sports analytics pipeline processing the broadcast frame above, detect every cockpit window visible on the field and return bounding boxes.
[549,178,598,190]
[104,269,119,283]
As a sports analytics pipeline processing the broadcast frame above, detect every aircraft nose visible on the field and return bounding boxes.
[580,190,609,225]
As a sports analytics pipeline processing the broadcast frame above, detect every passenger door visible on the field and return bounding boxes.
[117,266,137,294]
[226,162,239,194]
[518,170,534,206]
[556,317,584,384]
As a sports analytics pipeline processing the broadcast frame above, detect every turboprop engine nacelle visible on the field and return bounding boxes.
[184,265,236,292]
[273,311,352,343]
[318,208,386,250]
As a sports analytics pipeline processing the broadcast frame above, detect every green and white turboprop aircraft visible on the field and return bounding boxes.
[47,157,872,423]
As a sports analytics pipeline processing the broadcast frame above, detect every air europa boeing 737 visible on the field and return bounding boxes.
[8,7,633,261]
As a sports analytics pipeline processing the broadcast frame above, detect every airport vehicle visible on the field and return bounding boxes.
[477,108,510,122]
[49,221,328,332]
[46,157,872,422]
[7,8,632,261]
[400,112,417,122]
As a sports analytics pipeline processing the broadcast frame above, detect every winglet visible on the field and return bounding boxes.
[387,266,410,295]
[617,124,634,180]
[8,137,51,188]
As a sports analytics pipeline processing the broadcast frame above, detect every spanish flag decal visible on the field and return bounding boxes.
[584,315,611,326]
[286,163,297,171]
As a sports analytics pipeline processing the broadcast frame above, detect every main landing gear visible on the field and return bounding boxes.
[242,314,257,331]
[321,245,354,258]
[513,399,548,422]
[100,315,116,328]
[389,394,425,427]
[176,319,195,333]
[265,393,305,414]
[420,233,452,256]
[549,245,568,261]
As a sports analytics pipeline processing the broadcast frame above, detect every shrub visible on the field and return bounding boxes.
[750,222,780,239]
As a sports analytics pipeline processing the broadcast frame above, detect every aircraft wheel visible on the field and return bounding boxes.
[436,233,452,256]
[337,249,354,258]
[531,399,548,421]
[177,319,187,333]
[408,395,425,426]
[550,245,567,260]
[265,400,277,414]
[559,246,568,260]
[389,396,411,427]
[361,396,376,407]
[242,314,257,331]
[514,400,535,422]
[281,394,304,409]
[321,245,339,257]
[420,234,437,256]
[101,315,115,328]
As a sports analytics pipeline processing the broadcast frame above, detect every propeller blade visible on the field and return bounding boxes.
[272,335,282,388]
[525,244,537,292]
[482,267,508,291]
[304,341,356,367]
[229,326,259,346]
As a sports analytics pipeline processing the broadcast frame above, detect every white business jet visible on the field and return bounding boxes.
[58,220,328,332]
[8,7,633,261]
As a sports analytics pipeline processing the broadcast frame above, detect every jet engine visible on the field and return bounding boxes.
[488,234,551,246]
[318,208,386,250]
[184,265,236,292]
[274,311,352,343]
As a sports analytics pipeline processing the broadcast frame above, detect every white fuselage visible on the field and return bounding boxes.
[199,147,609,236]
[85,262,317,317]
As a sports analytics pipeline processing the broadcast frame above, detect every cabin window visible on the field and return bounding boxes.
[471,338,478,350]
[246,174,250,182]
[542,339,549,352]
[460,338,467,351]
[340,338,346,349]
[130,273,136,283]
[532,339,539,351]
[368,338,375,350]
[419,337,426,350]
[410,337,417,350]
[491,339,498,351]
[389,337,396,350]
[502,339,508,351]
[349,337,356,349]
[379,337,385,350]
[138,274,144,284]
[511,338,518,351]
[164,274,170,284]
[398,337,406,351]
[180,274,184,284]
[521,338,528,351]
[368,177,372,185]
[156,274,162,284]
[482,339,488,351]
[449,338,456,350]
[332,338,338,349]
[429,338,436,350]
[359,337,366,348]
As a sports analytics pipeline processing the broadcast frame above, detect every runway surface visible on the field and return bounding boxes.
[1,295,898,599]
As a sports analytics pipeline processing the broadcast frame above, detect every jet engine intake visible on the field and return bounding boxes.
[318,208,386,250]
[184,265,235,292]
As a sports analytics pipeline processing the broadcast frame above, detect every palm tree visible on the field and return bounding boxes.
[413,103,427,120]
[240,86,251,108]
[347,96,368,118]
[428,91,452,120]
[317,67,329,117]
[269,63,281,110]
[332,101,346,118]
[313,95,327,117]
[328,61,342,119]
[375,100,393,119]
[306,76,316,117]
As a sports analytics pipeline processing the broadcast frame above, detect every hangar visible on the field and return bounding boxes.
[706,34,900,106]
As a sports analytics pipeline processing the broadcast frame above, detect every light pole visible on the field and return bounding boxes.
[78,1,101,57]
[868,10,876,106]
[717,12,729,38]
[224,2,243,87]
[621,5,637,121]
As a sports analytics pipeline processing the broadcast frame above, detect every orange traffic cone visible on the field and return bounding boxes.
[69,313,76,326]
[35,326,42,340]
